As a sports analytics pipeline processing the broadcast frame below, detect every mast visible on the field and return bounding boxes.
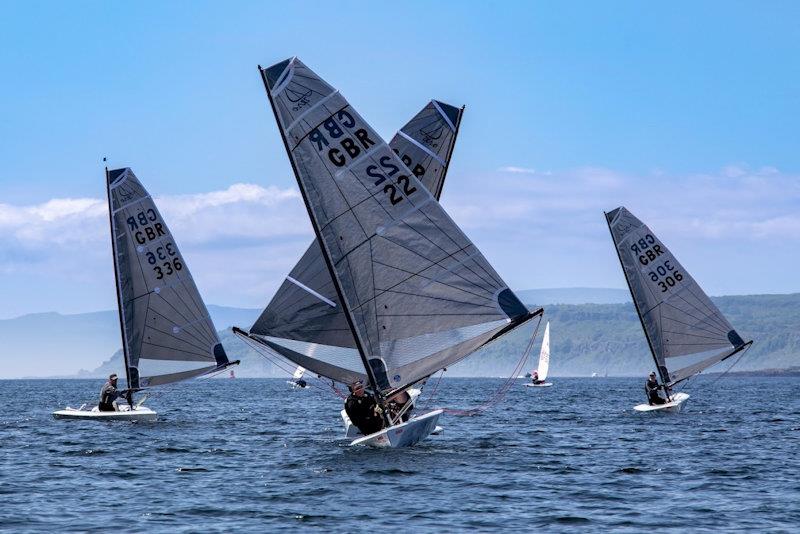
[257,64,385,404]
[434,104,465,200]
[105,166,133,389]
[604,211,671,398]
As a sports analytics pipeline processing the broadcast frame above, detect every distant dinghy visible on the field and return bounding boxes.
[525,321,552,387]
[53,168,238,421]
[287,365,308,389]
[235,57,541,447]
[604,207,752,412]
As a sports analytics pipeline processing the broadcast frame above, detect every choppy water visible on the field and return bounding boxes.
[1,376,798,532]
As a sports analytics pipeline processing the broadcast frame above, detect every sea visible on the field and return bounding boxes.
[1,376,797,532]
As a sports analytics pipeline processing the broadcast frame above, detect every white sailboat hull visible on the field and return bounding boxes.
[287,381,308,389]
[634,392,690,413]
[524,382,553,387]
[350,409,443,448]
[53,404,157,422]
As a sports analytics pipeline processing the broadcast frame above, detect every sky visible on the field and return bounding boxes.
[1,1,799,319]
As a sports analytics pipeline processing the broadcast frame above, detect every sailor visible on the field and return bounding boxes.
[387,389,413,423]
[344,380,385,435]
[645,372,666,405]
[98,373,122,412]
[295,378,307,389]
[531,371,543,385]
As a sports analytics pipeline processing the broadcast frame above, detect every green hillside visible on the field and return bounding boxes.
[81,293,800,380]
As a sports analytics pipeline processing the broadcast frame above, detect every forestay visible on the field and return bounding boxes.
[107,168,232,388]
[537,321,550,381]
[256,57,532,394]
[605,207,749,385]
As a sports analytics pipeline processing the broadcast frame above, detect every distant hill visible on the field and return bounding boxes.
[3,291,799,378]
[1,305,261,378]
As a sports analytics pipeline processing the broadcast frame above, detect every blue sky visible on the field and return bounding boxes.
[1,1,799,318]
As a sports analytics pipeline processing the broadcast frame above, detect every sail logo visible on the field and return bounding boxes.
[420,122,444,147]
[286,86,313,112]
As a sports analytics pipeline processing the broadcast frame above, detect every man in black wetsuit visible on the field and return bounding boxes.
[645,372,667,405]
[344,381,385,436]
[98,373,132,412]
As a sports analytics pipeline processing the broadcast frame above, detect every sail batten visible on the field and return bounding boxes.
[106,167,232,389]
[253,58,529,392]
[606,206,750,384]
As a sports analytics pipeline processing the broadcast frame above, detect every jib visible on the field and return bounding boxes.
[308,110,376,167]
[630,234,664,265]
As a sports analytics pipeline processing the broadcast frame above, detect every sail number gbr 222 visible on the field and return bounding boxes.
[630,234,684,293]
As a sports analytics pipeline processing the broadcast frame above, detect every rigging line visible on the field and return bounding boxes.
[660,315,729,339]
[675,288,731,333]
[377,234,497,296]
[150,295,217,348]
[444,314,542,416]
[152,287,217,345]
[659,299,730,336]
[370,257,496,303]
[237,334,342,397]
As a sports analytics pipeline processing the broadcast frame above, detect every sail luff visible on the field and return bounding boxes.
[105,166,134,388]
[257,64,383,396]
[604,210,668,386]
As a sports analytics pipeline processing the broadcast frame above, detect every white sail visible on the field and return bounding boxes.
[292,366,306,380]
[106,168,234,388]
[537,322,550,380]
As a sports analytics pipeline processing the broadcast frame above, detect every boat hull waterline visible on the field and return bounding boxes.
[524,382,553,387]
[52,405,157,422]
[633,392,690,413]
[350,409,443,448]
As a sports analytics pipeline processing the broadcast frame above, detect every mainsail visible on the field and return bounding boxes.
[106,168,235,388]
[537,322,550,381]
[605,207,751,386]
[244,57,536,395]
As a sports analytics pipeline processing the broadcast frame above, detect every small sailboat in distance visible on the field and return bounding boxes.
[525,321,552,387]
[235,57,541,447]
[604,207,752,412]
[288,365,308,389]
[53,168,239,421]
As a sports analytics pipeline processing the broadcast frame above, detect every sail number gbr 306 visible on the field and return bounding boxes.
[127,208,183,280]
[631,233,684,293]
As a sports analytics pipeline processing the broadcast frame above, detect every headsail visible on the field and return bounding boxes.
[605,207,751,385]
[537,321,550,381]
[247,96,465,386]
[251,57,535,394]
[292,365,306,380]
[106,168,234,388]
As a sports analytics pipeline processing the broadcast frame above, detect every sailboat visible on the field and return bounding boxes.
[525,321,552,387]
[243,92,465,435]
[287,365,308,388]
[604,207,752,412]
[53,168,239,421]
[234,57,541,447]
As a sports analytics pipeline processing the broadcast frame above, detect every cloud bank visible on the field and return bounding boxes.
[0,165,798,318]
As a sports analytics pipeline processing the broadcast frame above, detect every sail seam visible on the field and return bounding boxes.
[112,196,152,215]
[431,100,456,132]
